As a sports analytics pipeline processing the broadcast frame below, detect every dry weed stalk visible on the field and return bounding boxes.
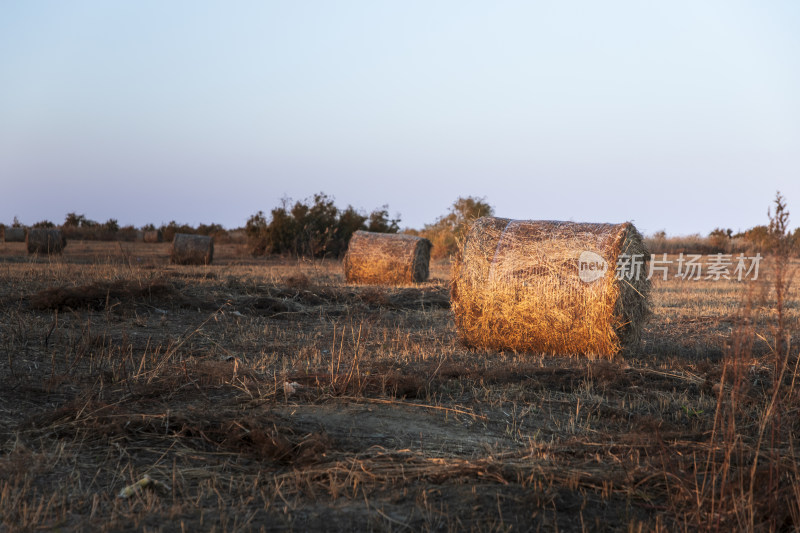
[671,192,800,531]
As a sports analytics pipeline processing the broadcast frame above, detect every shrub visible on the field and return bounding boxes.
[708,227,733,252]
[160,221,196,243]
[245,193,400,258]
[420,196,494,259]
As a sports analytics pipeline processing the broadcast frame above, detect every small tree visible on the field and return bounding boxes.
[335,206,368,255]
[299,193,339,256]
[709,227,733,252]
[64,213,87,227]
[245,211,269,256]
[365,205,400,233]
[160,221,195,242]
[735,225,771,252]
[421,196,494,258]
[103,219,119,233]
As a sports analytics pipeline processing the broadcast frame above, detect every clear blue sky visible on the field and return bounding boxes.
[1,1,799,235]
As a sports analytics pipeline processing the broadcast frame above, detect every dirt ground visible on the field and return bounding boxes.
[1,240,798,531]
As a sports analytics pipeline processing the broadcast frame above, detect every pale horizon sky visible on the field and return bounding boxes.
[1,1,799,236]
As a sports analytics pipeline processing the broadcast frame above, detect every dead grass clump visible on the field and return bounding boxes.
[29,280,175,310]
[359,288,391,307]
[343,231,432,285]
[170,233,213,265]
[385,287,450,309]
[26,228,66,254]
[284,273,311,289]
[169,414,330,464]
[290,372,426,398]
[240,296,305,317]
[451,217,650,357]
[0,446,50,481]
[29,398,330,465]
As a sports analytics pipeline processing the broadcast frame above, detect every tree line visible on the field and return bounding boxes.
[4,193,799,258]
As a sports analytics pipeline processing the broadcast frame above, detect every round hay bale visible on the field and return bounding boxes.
[143,230,163,243]
[2,227,26,243]
[343,231,432,285]
[26,228,66,254]
[170,233,213,265]
[451,217,650,357]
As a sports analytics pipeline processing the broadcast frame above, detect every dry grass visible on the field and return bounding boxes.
[452,217,650,357]
[343,230,432,285]
[0,241,798,531]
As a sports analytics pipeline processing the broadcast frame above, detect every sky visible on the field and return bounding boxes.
[1,1,799,236]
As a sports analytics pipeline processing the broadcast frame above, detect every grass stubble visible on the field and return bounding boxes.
[0,236,798,532]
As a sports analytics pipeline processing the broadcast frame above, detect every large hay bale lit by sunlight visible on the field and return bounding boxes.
[343,231,432,285]
[451,217,650,357]
[26,228,66,254]
[170,233,214,265]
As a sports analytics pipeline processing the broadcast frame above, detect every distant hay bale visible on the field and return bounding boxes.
[170,233,213,265]
[2,227,26,242]
[26,228,66,254]
[343,231,432,285]
[143,230,163,243]
[451,217,650,358]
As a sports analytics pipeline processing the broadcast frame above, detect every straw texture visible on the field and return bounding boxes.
[343,231,432,285]
[451,217,650,357]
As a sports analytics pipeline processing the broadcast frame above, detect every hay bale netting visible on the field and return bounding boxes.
[170,233,213,265]
[143,229,163,243]
[343,231,432,285]
[26,228,67,254]
[2,227,26,242]
[451,217,650,357]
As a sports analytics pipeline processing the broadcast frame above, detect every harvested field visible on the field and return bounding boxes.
[0,241,799,531]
